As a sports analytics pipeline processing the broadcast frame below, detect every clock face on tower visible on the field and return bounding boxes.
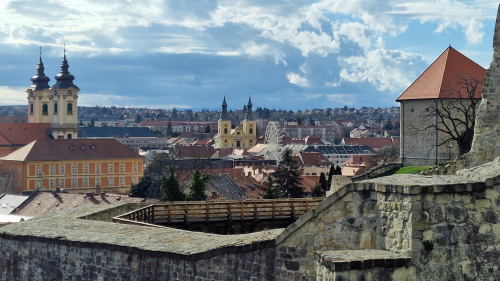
[67,90,72,96]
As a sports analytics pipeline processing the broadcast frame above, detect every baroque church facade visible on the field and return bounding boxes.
[27,50,79,139]
[214,97,256,149]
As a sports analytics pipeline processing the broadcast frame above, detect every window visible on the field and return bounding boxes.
[133,164,138,172]
[96,165,101,173]
[50,166,55,174]
[72,178,77,187]
[67,134,72,139]
[59,179,65,187]
[36,180,41,188]
[133,176,137,184]
[120,177,125,185]
[42,104,48,115]
[30,104,33,114]
[67,103,73,114]
[120,164,125,173]
[36,166,41,175]
[18,167,20,174]
[224,128,228,134]
[59,165,65,175]
[50,179,55,188]
[72,165,77,174]
[83,165,88,173]
[10,167,14,174]
[109,164,114,173]
[83,178,88,187]
[108,177,113,186]
[249,128,253,134]
[96,178,101,186]
[54,103,58,114]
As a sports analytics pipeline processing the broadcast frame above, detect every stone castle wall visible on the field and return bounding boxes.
[4,162,500,280]
[400,99,463,166]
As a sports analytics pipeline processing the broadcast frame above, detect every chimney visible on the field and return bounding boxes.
[100,192,105,198]
[85,192,94,198]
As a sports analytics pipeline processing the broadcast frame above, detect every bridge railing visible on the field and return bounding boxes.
[112,198,323,228]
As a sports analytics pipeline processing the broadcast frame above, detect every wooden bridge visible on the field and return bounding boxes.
[112,198,323,234]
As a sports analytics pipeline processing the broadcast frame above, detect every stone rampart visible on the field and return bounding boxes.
[350,162,402,182]
[3,161,500,280]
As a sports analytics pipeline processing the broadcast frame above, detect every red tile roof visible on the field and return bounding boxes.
[174,145,215,159]
[0,139,142,161]
[0,123,52,146]
[139,121,179,126]
[298,152,332,166]
[397,47,486,101]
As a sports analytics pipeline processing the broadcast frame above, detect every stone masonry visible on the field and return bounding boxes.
[4,160,500,280]
[467,4,500,167]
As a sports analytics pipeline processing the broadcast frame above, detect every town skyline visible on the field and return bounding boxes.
[0,1,498,110]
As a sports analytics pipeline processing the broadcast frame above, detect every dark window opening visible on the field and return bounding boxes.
[67,103,73,114]
[54,103,58,114]
[42,104,48,115]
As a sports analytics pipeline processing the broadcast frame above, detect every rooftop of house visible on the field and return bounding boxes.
[0,194,30,215]
[298,152,332,166]
[11,191,158,217]
[397,46,486,101]
[0,139,143,162]
[343,138,394,149]
[78,127,157,138]
[173,145,216,159]
[0,123,53,146]
[303,145,373,155]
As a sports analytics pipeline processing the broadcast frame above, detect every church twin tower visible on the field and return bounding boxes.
[27,50,79,139]
[215,97,257,149]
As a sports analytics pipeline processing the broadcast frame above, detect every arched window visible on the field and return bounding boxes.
[30,104,33,114]
[249,128,253,134]
[42,104,48,115]
[224,128,228,134]
[67,134,72,139]
[67,103,73,114]
[54,103,58,114]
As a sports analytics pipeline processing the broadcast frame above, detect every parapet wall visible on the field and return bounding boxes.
[3,161,500,280]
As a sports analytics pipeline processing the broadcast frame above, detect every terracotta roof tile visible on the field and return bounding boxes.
[0,123,52,146]
[0,139,142,161]
[397,47,486,101]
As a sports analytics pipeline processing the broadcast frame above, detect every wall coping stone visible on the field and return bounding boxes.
[276,163,497,245]
[0,203,282,261]
[314,250,411,272]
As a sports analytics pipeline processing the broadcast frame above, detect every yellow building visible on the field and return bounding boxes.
[0,139,143,194]
[214,97,256,149]
[27,49,79,139]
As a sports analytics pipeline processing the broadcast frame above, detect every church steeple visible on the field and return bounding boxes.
[244,97,254,121]
[29,47,51,90]
[219,96,229,120]
[53,46,79,89]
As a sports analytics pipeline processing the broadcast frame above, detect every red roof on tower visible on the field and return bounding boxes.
[396,47,486,101]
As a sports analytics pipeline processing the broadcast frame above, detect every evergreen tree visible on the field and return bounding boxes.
[311,183,323,198]
[167,121,173,136]
[319,172,328,193]
[309,117,315,126]
[135,114,142,123]
[186,169,209,201]
[262,175,282,199]
[327,165,335,185]
[204,125,211,133]
[160,166,186,202]
[383,119,393,130]
[269,149,303,198]
[335,166,342,175]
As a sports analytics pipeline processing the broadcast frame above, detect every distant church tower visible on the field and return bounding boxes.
[27,48,79,139]
[214,97,256,149]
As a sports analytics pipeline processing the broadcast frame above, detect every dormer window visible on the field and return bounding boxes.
[90,144,96,150]
[80,144,86,150]
[69,144,75,150]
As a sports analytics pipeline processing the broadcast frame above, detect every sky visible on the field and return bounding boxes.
[0,0,499,111]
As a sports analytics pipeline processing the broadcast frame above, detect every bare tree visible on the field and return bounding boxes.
[415,75,482,156]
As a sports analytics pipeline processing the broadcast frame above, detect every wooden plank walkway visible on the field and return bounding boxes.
[112,198,323,233]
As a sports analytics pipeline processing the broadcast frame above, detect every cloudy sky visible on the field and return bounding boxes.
[0,0,498,110]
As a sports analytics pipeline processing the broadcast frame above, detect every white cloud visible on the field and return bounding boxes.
[0,86,27,105]
[287,72,309,87]
[340,48,425,92]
